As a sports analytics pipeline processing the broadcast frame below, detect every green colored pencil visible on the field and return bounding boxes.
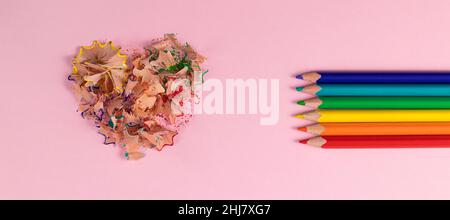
[297,97,450,109]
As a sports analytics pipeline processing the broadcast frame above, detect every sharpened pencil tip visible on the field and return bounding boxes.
[295,114,304,119]
[299,139,308,144]
[297,100,306,105]
[296,74,303,80]
[297,127,307,132]
[296,87,303,92]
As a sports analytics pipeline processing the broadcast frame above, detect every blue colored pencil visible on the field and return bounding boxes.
[297,71,450,84]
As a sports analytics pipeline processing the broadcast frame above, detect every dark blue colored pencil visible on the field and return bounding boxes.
[297,71,450,84]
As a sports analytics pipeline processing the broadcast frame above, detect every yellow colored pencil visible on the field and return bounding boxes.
[295,109,450,122]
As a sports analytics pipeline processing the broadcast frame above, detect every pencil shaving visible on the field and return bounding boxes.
[69,34,206,160]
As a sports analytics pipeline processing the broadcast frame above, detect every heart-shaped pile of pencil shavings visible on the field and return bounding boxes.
[68,34,206,160]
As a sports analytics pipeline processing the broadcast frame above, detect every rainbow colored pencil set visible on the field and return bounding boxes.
[296,71,450,148]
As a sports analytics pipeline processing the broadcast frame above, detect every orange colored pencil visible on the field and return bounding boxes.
[298,122,450,136]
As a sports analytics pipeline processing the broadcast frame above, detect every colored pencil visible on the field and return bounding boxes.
[298,122,450,136]
[295,109,450,122]
[299,135,450,148]
[297,97,450,109]
[297,84,450,96]
[297,71,450,84]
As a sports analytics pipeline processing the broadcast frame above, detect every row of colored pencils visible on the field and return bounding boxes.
[296,71,450,148]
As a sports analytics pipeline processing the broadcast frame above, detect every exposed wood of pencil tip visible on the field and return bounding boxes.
[297,123,324,135]
[304,97,322,108]
[299,136,326,147]
[301,72,321,83]
[300,84,321,95]
[295,110,320,121]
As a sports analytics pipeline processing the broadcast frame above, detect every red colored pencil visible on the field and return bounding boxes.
[299,135,450,148]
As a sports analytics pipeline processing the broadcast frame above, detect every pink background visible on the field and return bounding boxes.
[3,0,450,199]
